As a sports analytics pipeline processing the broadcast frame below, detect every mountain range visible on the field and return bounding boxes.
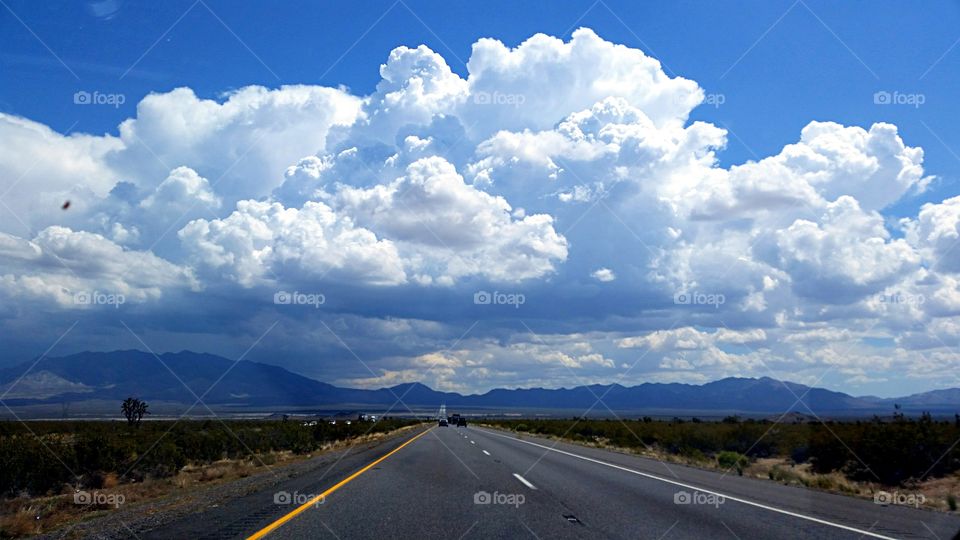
[1,350,957,416]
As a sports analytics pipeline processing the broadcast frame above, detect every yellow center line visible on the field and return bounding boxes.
[247,426,433,539]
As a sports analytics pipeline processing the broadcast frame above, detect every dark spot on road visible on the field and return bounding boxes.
[563,514,583,525]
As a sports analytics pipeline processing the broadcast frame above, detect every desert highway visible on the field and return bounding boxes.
[145,425,960,539]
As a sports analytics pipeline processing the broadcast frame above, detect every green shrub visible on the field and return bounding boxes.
[0,417,417,496]
[470,417,960,487]
[717,451,749,475]
[790,445,810,464]
[769,466,800,484]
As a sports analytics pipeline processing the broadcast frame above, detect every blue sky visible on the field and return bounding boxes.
[2,0,960,397]
[4,0,959,217]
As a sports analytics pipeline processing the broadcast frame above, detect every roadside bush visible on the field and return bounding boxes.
[486,417,960,487]
[769,465,801,484]
[0,417,416,496]
[790,445,810,464]
[0,505,40,537]
[717,451,749,475]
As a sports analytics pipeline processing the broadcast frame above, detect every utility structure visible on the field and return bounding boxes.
[437,403,447,421]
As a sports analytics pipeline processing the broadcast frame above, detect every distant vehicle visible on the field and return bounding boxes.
[438,418,448,426]
[457,417,467,427]
[449,413,461,426]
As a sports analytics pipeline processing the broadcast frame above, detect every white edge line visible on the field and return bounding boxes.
[483,450,491,456]
[513,473,537,490]
[481,429,896,540]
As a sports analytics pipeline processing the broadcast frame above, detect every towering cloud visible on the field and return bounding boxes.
[0,29,950,393]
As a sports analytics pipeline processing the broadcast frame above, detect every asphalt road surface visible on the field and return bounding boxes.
[146,424,960,539]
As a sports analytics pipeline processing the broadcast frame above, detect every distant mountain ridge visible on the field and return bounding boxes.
[1,350,957,415]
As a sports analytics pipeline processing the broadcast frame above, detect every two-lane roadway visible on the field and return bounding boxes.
[227,424,960,539]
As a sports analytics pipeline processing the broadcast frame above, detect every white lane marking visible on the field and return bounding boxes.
[482,450,491,456]
[470,440,475,444]
[513,473,537,490]
[481,429,895,540]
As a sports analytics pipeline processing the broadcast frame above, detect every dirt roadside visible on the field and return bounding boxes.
[18,424,424,540]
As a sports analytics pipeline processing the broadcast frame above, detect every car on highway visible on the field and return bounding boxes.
[438,418,448,426]
[456,417,467,427]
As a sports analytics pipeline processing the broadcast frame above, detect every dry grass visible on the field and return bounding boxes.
[0,423,423,538]
[747,458,862,494]
[912,473,960,511]
[101,473,118,489]
[0,506,41,537]
[0,498,82,539]
[746,457,960,511]
[0,456,286,538]
[500,425,960,514]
